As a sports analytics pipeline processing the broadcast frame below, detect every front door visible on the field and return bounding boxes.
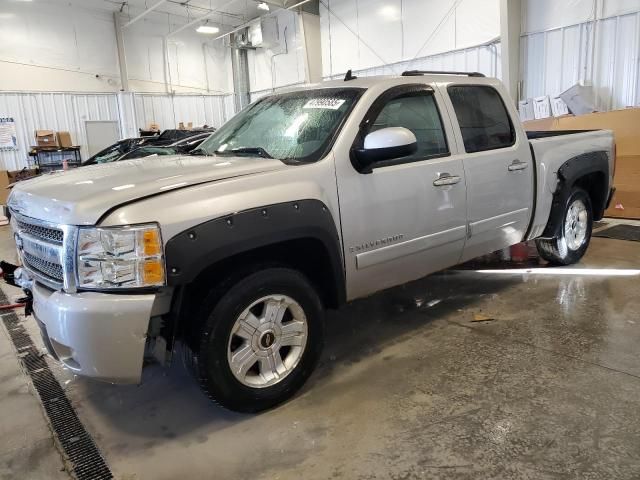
[442,84,534,262]
[335,84,468,300]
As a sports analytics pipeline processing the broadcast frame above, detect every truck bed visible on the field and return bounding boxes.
[526,129,615,240]
[526,130,597,140]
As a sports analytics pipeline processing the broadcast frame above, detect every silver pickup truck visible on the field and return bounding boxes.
[7,71,614,412]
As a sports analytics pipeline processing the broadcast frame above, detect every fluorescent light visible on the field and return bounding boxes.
[474,268,640,277]
[257,2,270,11]
[196,25,220,34]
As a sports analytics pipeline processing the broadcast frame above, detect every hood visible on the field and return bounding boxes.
[9,155,286,225]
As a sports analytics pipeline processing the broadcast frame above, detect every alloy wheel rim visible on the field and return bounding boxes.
[227,295,308,388]
[564,198,588,251]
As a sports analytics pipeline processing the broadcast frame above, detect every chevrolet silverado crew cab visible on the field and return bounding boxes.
[7,71,614,412]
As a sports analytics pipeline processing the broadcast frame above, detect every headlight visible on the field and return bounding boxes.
[76,224,165,289]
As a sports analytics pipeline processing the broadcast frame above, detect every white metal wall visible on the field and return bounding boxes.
[320,0,501,78]
[131,94,235,133]
[324,42,502,80]
[0,92,119,171]
[521,10,640,110]
[0,92,235,170]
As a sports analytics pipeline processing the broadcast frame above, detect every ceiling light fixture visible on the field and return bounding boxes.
[257,2,270,11]
[196,24,220,34]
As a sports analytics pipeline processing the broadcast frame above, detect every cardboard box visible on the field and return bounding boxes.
[606,154,640,219]
[524,108,640,219]
[522,116,561,131]
[533,96,552,119]
[550,97,569,117]
[57,131,73,148]
[560,84,597,115]
[148,122,160,132]
[0,170,9,205]
[518,100,535,122]
[178,122,193,130]
[35,130,58,147]
[7,168,39,184]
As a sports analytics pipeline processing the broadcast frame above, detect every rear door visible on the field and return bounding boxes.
[442,84,533,262]
[335,84,468,300]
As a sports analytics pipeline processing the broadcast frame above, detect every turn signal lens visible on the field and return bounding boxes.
[143,260,164,284]
[143,229,162,256]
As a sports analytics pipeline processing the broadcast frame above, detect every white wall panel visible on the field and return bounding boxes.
[521,9,640,110]
[247,9,306,94]
[0,1,233,94]
[0,91,234,170]
[401,0,456,60]
[455,0,501,48]
[523,0,595,34]
[0,2,120,92]
[320,0,500,78]
[354,0,403,69]
[325,43,501,81]
[322,0,361,75]
[0,93,119,170]
[603,0,640,18]
[131,94,235,133]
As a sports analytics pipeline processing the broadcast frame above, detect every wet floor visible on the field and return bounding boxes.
[2,226,640,479]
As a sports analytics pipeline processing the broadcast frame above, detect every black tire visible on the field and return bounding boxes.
[536,187,593,265]
[193,267,324,413]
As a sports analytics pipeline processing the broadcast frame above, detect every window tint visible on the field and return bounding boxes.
[370,92,448,160]
[448,86,515,153]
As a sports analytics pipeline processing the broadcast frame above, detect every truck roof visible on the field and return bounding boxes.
[278,72,501,94]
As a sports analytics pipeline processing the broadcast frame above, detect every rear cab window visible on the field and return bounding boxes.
[447,85,515,153]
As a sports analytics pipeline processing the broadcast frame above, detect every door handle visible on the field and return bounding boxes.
[508,160,529,171]
[433,173,461,187]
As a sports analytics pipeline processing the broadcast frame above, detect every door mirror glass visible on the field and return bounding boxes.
[353,127,418,170]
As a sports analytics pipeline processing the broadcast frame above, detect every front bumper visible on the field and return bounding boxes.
[32,282,161,384]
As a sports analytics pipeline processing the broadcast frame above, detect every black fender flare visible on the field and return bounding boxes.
[164,199,346,302]
[542,151,610,238]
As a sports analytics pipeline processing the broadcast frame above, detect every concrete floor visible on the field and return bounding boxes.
[2,224,640,479]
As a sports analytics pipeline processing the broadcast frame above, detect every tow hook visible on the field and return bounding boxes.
[0,261,34,316]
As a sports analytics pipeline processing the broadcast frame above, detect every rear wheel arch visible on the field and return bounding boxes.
[543,151,610,237]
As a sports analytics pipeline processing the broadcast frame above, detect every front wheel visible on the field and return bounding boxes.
[193,268,324,413]
[536,187,593,265]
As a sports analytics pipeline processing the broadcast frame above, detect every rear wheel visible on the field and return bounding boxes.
[536,187,593,265]
[193,268,324,412]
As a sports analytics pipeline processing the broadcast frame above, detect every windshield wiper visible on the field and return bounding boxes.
[188,147,211,156]
[215,147,273,159]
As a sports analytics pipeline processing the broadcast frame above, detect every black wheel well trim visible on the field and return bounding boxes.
[542,151,610,238]
[163,199,346,306]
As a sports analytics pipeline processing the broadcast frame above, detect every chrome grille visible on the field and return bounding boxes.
[11,212,69,289]
[22,252,64,281]
[16,219,63,244]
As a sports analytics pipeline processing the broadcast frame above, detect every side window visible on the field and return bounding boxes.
[448,86,515,153]
[370,91,449,160]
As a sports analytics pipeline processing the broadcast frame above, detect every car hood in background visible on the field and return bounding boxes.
[9,155,286,225]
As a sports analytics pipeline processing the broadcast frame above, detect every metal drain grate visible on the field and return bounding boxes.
[0,290,113,480]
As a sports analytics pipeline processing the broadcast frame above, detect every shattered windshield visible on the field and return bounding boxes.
[197,88,363,163]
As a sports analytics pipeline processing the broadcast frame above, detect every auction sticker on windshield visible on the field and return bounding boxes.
[303,98,346,110]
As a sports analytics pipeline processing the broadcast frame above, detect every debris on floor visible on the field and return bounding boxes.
[471,313,497,323]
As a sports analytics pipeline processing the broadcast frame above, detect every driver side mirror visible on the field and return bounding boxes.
[352,127,417,173]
